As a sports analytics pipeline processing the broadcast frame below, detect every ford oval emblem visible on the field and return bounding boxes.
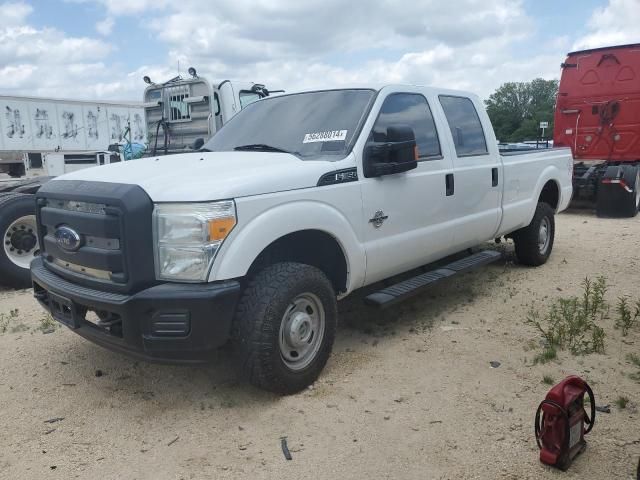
[54,226,82,252]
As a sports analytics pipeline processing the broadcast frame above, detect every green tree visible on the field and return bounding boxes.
[485,78,559,143]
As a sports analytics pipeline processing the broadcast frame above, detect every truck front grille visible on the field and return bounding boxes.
[38,199,127,283]
[35,180,156,294]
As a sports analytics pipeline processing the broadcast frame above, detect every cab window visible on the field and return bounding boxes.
[370,93,441,160]
[239,91,262,109]
[439,95,488,156]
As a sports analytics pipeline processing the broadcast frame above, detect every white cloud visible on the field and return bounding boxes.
[96,16,114,36]
[134,0,543,98]
[67,0,169,15]
[0,1,118,98]
[0,1,32,27]
[8,0,638,104]
[5,0,552,101]
[200,43,561,101]
[147,0,531,66]
[0,25,111,65]
[573,0,640,51]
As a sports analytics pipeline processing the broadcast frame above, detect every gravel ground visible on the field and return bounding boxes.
[0,210,638,479]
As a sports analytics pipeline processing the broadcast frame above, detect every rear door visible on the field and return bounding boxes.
[360,91,455,284]
[438,95,502,248]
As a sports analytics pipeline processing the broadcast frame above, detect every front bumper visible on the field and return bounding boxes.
[31,257,241,363]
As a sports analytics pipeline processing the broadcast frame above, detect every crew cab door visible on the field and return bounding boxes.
[359,91,455,285]
[437,95,502,247]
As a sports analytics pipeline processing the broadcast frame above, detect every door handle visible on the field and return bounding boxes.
[492,167,499,187]
[445,173,454,196]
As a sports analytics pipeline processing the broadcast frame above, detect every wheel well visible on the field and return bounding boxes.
[539,180,559,210]
[248,230,348,294]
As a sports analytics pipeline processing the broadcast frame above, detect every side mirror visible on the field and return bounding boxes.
[193,138,205,150]
[364,125,418,178]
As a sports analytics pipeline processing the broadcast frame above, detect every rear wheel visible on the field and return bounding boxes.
[233,262,337,394]
[596,165,639,218]
[630,166,640,214]
[512,202,555,267]
[0,194,38,288]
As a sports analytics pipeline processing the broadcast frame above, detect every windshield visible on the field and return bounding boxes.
[203,89,376,159]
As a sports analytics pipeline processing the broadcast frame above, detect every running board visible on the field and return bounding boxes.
[364,250,502,309]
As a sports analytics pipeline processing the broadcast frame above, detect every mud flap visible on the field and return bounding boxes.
[596,165,639,218]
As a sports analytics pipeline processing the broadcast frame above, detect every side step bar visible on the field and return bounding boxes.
[364,250,502,309]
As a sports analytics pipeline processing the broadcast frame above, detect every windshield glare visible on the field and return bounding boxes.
[203,89,375,159]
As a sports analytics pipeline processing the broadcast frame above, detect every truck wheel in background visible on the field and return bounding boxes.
[512,202,555,267]
[233,262,337,394]
[596,165,640,218]
[0,193,38,288]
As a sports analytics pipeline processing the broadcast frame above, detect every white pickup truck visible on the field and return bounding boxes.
[31,85,573,394]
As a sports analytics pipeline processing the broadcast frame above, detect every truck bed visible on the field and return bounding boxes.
[498,147,573,235]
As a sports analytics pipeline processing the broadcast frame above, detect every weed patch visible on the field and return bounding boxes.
[615,396,629,409]
[542,375,555,385]
[628,354,640,382]
[0,309,19,333]
[533,347,558,365]
[526,277,607,359]
[38,314,57,333]
[10,323,29,333]
[615,297,640,336]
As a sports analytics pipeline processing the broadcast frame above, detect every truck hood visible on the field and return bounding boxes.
[54,152,346,202]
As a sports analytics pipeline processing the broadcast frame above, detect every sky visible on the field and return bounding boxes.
[0,0,639,102]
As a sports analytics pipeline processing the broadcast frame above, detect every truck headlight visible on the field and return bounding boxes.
[153,201,236,282]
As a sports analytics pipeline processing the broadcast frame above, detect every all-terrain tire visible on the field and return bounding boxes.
[233,262,337,394]
[0,193,38,288]
[512,202,555,267]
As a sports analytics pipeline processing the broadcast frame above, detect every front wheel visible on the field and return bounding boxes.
[512,202,555,267]
[233,262,337,394]
[0,194,38,288]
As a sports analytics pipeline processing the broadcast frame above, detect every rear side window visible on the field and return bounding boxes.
[371,93,441,159]
[439,95,488,156]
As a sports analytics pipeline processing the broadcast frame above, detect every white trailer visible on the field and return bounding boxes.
[0,95,145,176]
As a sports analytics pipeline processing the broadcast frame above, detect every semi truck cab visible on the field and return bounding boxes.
[142,72,280,155]
[554,43,640,217]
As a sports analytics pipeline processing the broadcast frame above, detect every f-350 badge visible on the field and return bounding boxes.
[369,210,388,228]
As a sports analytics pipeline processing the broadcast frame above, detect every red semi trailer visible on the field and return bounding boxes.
[554,43,640,217]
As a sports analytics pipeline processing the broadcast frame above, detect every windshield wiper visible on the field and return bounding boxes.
[233,144,291,154]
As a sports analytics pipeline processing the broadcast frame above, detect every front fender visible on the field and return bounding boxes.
[209,200,366,293]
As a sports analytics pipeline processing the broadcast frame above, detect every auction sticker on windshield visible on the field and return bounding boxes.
[303,130,348,143]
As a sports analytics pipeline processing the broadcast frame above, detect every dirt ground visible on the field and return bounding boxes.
[0,210,638,480]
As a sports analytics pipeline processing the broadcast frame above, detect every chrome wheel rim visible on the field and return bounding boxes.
[538,217,551,255]
[3,215,39,269]
[279,292,325,371]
